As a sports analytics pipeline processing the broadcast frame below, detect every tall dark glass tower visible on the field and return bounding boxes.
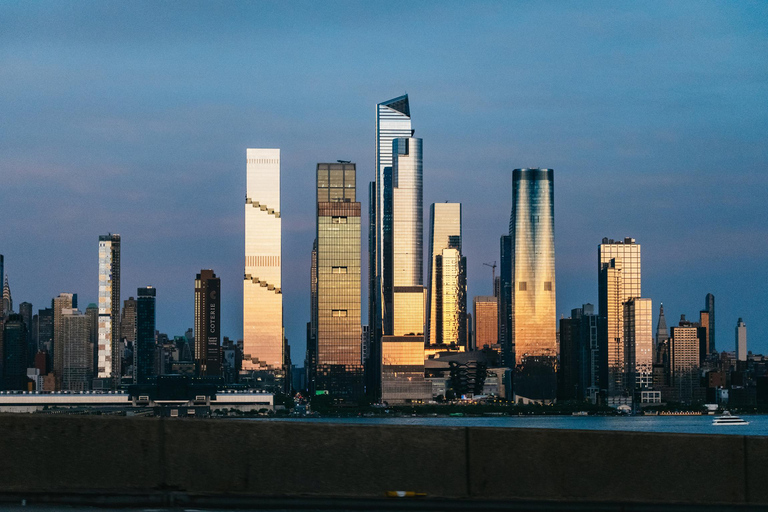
[195,270,221,377]
[704,293,715,353]
[2,314,28,390]
[499,235,513,366]
[134,286,156,384]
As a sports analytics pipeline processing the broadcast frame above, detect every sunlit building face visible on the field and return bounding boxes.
[97,234,120,381]
[624,298,653,389]
[509,169,557,364]
[314,163,363,398]
[243,149,283,371]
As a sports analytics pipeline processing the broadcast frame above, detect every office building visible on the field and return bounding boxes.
[426,202,466,348]
[244,149,284,377]
[121,297,137,345]
[509,168,557,402]
[98,233,121,382]
[85,303,98,377]
[134,287,156,384]
[366,181,379,398]
[312,162,363,400]
[498,235,513,366]
[670,323,703,402]
[60,309,91,391]
[53,293,76,388]
[704,293,715,353]
[194,270,221,376]
[473,296,498,350]
[736,318,747,361]
[18,302,33,366]
[37,307,53,355]
[624,298,653,390]
[598,237,641,396]
[2,314,28,390]
[3,274,12,316]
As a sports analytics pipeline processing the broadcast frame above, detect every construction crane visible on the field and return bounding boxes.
[483,261,497,294]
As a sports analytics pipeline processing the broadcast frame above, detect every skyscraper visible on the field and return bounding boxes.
[498,235,513,366]
[3,273,13,316]
[53,293,75,388]
[195,270,221,377]
[623,298,653,390]
[97,234,121,383]
[598,237,641,396]
[427,203,466,348]
[134,286,156,384]
[380,135,430,404]
[373,95,413,399]
[60,308,91,391]
[18,302,33,366]
[313,162,363,400]
[2,314,28,390]
[704,293,715,353]
[244,149,284,377]
[736,318,747,361]
[509,168,557,402]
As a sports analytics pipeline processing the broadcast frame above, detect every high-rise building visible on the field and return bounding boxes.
[37,307,53,355]
[312,162,363,400]
[18,302,33,366]
[736,318,747,361]
[85,303,98,378]
[598,237,641,396]
[2,314,28,390]
[473,296,498,350]
[120,297,137,345]
[557,304,600,402]
[366,181,379,398]
[498,235,513,366]
[373,95,413,400]
[3,273,13,316]
[704,293,715,353]
[380,135,430,404]
[60,308,91,391]
[670,323,702,401]
[509,168,557,402]
[244,149,284,377]
[53,293,75,388]
[134,287,156,384]
[97,233,121,382]
[426,203,466,348]
[195,270,221,377]
[623,298,653,390]
[655,303,669,352]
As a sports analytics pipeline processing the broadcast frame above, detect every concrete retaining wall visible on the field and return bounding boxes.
[0,415,762,506]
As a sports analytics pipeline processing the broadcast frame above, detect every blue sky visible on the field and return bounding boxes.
[1,1,766,359]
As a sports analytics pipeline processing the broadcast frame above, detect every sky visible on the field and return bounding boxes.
[1,1,767,361]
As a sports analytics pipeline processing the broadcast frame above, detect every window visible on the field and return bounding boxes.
[332,310,348,317]
[518,282,527,291]
[332,216,347,224]
[544,281,552,291]
[332,266,347,274]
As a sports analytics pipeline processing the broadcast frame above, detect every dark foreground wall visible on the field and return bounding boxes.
[0,415,765,507]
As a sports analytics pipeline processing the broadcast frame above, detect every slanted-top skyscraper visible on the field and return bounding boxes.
[243,149,284,378]
[97,234,121,384]
[509,168,557,402]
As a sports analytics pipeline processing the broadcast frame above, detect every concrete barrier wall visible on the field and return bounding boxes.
[0,415,762,506]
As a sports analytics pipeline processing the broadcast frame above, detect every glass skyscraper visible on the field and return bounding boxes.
[509,168,557,402]
[426,202,466,348]
[97,233,120,383]
[244,149,284,376]
[134,286,156,384]
[313,162,363,400]
[61,308,91,391]
[598,237,641,397]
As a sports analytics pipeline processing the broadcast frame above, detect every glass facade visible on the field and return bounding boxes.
[624,298,653,390]
[704,293,715,353]
[97,234,120,381]
[314,163,363,400]
[509,169,557,395]
[61,308,91,391]
[427,203,465,347]
[598,237,641,396]
[135,286,156,385]
[381,335,432,404]
[473,296,498,350]
[53,293,75,388]
[244,149,284,373]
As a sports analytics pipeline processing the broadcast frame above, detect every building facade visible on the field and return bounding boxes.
[194,270,221,376]
[243,149,284,378]
[704,293,715,353]
[426,203,466,348]
[473,296,498,350]
[97,234,121,383]
[313,162,363,400]
[624,298,653,390]
[53,293,76,388]
[736,318,747,361]
[61,309,91,391]
[2,314,28,390]
[509,168,557,402]
[598,237,641,396]
[134,287,156,385]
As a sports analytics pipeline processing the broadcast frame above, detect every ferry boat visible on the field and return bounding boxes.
[712,411,749,426]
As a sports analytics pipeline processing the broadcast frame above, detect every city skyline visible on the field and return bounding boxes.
[2,2,766,362]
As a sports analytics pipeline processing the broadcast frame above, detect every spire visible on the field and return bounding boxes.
[655,303,668,346]
[2,274,12,316]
